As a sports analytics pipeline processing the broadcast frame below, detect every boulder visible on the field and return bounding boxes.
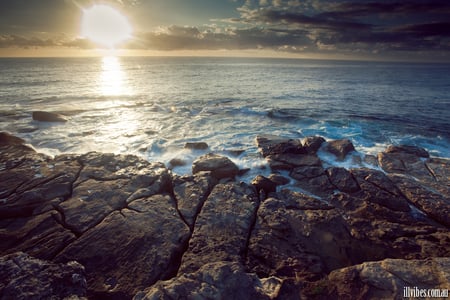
[255,135,305,157]
[32,111,68,122]
[302,136,326,154]
[267,153,322,171]
[0,132,26,146]
[385,144,430,158]
[134,262,282,300]
[184,142,208,150]
[252,175,277,196]
[0,252,87,299]
[324,139,355,160]
[179,182,259,274]
[304,257,450,299]
[192,153,239,179]
[326,167,360,193]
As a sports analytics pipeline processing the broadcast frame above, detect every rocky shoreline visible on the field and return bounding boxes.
[0,131,449,299]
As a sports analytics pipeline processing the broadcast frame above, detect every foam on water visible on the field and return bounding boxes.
[1,57,449,182]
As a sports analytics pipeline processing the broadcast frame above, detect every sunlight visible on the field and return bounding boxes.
[81,5,132,48]
[99,56,130,96]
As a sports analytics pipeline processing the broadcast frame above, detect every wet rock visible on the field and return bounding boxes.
[268,173,290,186]
[173,173,217,229]
[304,257,450,300]
[255,135,305,157]
[56,194,190,299]
[326,167,360,193]
[302,136,326,154]
[168,158,186,169]
[32,111,68,122]
[179,182,259,274]
[0,252,87,300]
[267,153,321,171]
[324,139,355,160]
[0,131,26,146]
[385,144,430,158]
[135,261,282,300]
[252,175,277,196]
[192,153,239,179]
[184,142,208,150]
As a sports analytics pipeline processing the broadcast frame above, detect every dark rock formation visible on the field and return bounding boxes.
[304,257,450,299]
[32,111,68,122]
[324,139,355,160]
[184,142,208,150]
[302,136,326,154]
[134,262,282,300]
[0,252,87,299]
[1,133,449,300]
[192,153,239,179]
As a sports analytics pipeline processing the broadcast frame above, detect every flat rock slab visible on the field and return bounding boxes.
[179,182,259,274]
[32,111,68,122]
[55,194,190,299]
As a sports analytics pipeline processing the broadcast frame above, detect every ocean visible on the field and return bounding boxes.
[1,56,449,182]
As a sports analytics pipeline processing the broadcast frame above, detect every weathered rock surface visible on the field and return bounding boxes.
[192,153,239,179]
[32,111,68,122]
[184,142,208,150]
[0,252,87,300]
[1,132,449,299]
[304,257,450,299]
[179,182,259,274]
[134,261,282,300]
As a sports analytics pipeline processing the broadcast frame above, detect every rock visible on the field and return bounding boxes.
[56,194,191,299]
[252,175,277,196]
[192,153,239,179]
[173,173,217,229]
[326,167,360,193]
[304,257,450,299]
[32,111,68,122]
[302,136,326,154]
[268,173,290,186]
[0,252,87,299]
[184,142,208,150]
[168,158,186,169]
[267,153,322,171]
[0,131,26,146]
[134,262,282,300]
[324,139,355,160]
[179,182,259,274]
[255,135,305,157]
[385,144,430,158]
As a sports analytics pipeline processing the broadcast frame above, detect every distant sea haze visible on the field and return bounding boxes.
[1,56,449,179]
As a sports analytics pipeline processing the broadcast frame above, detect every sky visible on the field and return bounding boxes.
[0,0,450,61]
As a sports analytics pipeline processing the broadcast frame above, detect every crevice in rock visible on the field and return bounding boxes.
[424,163,438,182]
[52,205,81,238]
[242,187,261,264]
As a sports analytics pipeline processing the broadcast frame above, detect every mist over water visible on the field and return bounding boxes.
[1,56,449,179]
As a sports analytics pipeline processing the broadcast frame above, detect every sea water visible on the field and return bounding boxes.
[1,56,449,182]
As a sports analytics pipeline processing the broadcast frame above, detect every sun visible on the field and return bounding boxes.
[81,5,133,48]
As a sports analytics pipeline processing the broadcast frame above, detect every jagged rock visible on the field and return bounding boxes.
[134,261,283,300]
[184,142,209,150]
[179,182,259,274]
[302,136,326,154]
[32,111,68,122]
[173,172,217,229]
[0,252,87,299]
[324,139,355,160]
[252,175,277,196]
[326,167,360,193]
[255,135,305,157]
[304,257,450,299]
[192,153,239,179]
[55,194,191,299]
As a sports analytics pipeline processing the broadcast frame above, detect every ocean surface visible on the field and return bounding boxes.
[1,56,449,182]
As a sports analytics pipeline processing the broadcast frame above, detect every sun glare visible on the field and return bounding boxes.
[81,5,132,48]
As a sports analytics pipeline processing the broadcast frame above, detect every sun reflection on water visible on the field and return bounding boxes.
[100,56,130,96]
